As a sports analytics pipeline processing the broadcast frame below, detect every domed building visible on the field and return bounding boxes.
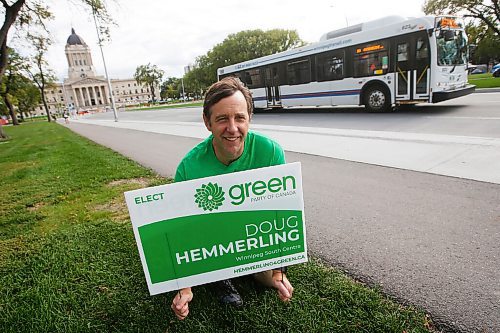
[36,29,158,116]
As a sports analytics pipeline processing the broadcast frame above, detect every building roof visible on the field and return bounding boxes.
[66,28,86,46]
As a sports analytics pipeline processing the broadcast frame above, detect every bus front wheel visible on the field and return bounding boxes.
[363,85,391,112]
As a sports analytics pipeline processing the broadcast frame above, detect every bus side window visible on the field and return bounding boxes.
[316,51,344,81]
[243,69,263,88]
[416,38,428,60]
[353,41,389,77]
[244,72,252,86]
[397,43,409,62]
[286,57,311,85]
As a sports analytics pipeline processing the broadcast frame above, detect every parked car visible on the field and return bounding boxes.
[471,68,486,74]
[490,64,500,73]
[493,68,500,78]
[0,117,9,125]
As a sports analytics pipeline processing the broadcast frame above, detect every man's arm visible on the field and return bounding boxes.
[171,287,193,320]
[271,269,293,302]
[272,142,286,166]
[174,162,186,183]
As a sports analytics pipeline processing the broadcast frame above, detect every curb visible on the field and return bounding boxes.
[474,88,500,93]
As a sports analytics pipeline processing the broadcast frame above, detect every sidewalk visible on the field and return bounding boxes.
[73,117,500,184]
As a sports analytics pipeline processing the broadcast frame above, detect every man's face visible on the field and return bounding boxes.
[203,91,250,165]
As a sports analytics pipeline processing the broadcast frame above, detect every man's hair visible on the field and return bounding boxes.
[203,77,253,119]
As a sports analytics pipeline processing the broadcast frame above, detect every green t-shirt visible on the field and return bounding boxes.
[175,131,285,182]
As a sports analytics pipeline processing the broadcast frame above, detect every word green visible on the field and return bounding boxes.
[134,192,165,205]
[229,175,296,205]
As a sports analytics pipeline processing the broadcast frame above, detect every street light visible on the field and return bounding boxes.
[181,77,186,102]
[92,6,118,122]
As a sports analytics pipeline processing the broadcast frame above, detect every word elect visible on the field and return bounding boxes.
[134,192,165,205]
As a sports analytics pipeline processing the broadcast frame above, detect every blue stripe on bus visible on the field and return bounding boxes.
[253,89,360,101]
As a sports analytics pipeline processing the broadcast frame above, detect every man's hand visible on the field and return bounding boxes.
[271,270,294,302]
[171,287,193,320]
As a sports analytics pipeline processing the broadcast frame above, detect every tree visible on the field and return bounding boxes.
[423,0,500,36]
[134,63,164,102]
[1,0,113,86]
[1,0,52,85]
[24,34,56,122]
[186,29,305,88]
[15,75,40,118]
[160,77,180,100]
[466,22,500,63]
[0,47,24,125]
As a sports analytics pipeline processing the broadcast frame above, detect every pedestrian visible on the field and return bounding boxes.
[63,112,69,124]
[171,77,294,320]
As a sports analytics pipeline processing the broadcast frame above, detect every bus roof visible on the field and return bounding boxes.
[218,16,438,76]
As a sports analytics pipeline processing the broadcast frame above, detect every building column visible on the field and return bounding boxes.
[92,86,98,105]
[94,86,101,105]
[100,86,107,106]
[103,85,110,106]
[78,88,85,107]
[84,87,92,106]
[72,89,80,109]
[83,87,88,107]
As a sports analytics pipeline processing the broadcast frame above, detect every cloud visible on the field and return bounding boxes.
[36,0,424,81]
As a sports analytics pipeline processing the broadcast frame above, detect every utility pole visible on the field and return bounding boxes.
[92,6,118,122]
[181,77,186,101]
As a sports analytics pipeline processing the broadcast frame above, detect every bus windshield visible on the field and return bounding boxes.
[436,29,467,66]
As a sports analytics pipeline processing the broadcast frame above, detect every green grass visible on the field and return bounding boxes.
[468,73,500,88]
[0,122,434,333]
[126,101,203,111]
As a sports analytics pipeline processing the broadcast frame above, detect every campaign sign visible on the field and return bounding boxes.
[124,162,307,295]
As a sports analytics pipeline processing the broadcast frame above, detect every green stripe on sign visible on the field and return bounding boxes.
[138,210,304,284]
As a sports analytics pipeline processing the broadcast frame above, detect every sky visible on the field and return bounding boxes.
[14,0,426,81]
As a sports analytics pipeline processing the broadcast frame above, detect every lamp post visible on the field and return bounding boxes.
[181,77,186,102]
[92,6,118,122]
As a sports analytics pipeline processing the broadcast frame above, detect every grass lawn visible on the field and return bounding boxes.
[468,73,500,89]
[0,122,434,333]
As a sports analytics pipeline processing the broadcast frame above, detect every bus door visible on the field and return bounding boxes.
[264,66,282,107]
[394,32,430,102]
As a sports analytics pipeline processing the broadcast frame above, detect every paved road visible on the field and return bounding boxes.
[78,93,500,184]
[64,94,500,333]
[87,92,500,137]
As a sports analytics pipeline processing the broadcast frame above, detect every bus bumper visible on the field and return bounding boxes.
[432,85,475,103]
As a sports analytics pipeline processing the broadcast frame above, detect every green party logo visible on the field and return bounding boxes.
[194,182,225,211]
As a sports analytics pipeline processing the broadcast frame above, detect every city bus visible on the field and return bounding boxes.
[217,15,475,112]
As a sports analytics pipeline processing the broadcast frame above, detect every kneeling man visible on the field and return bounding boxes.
[171,77,293,320]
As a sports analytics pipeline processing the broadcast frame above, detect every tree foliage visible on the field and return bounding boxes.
[24,33,56,122]
[160,77,180,99]
[0,47,25,125]
[423,0,500,36]
[15,74,40,116]
[134,63,164,102]
[1,0,114,86]
[0,47,40,129]
[466,22,500,63]
[185,29,305,90]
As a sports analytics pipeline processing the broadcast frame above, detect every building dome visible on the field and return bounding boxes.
[66,28,86,46]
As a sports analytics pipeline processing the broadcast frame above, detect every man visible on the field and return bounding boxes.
[171,77,294,320]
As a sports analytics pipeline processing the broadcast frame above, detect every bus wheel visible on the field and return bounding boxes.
[364,85,391,112]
